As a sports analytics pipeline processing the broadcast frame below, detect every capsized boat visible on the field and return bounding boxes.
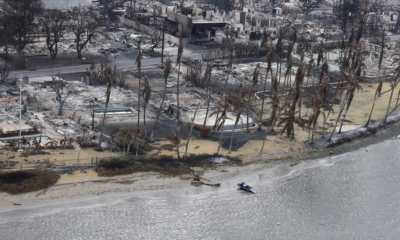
[237,182,257,194]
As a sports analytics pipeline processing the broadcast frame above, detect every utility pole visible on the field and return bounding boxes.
[161,17,166,63]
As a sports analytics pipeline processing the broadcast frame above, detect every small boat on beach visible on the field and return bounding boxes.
[237,182,257,194]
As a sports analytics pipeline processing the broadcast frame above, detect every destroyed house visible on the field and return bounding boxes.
[166,8,226,42]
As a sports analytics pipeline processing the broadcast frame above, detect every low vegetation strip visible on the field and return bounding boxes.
[96,155,240,177]
[0,170,60,194]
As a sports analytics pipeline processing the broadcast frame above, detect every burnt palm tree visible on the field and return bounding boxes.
[327,8,368,140]
[259,75,281,155]
[184,103,200,157]
[338,75,363,133]
[117,129,129,157]
[209,95,230,155]
[202,64,212,127]
[19,137,30,149]
[365,80,383,127]
[123,128,143,157]
[382,52,400,124]
[249,64,260,132]
[136,43,142,128]
[108,134,116,157]
[278,53,305,140]
[60,136,67,165]
[150,54,172,141]
[228,84,248,154]
[306,89,328,143]
[140,77,151,138]
[176,33,183,130]
[166,129,185,160]
[259,43,279,130]
[32,135,42,164]
[251,64,260,104]
[97,66,113,150]
[5,140,17,168]
[213,40,234,134]
[317,40,324,66]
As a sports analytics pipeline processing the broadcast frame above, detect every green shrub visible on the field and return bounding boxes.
[0,170,60,194]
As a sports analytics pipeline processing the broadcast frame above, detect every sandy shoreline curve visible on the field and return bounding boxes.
[0,157,309,215]
[2,117,400,216]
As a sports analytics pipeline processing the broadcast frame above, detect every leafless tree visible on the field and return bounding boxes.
[69,6,100,59]
[270,0,284,14]
[0,61,9,82]
[50,75,75,116]
[179,0,185,11]
[129,0,137,10]
[114,70,130,88]
[99,0,128,31]
[150,28,163,51]
[295,0,324,16]
[333,0,362,39]
[0,16,10,82]
[40,9,68,59]
[216,0,235,13]
[0,0,44,54]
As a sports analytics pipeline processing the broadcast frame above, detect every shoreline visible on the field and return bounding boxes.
[2,117,400,215]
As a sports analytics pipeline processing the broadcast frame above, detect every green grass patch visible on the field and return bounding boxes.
[0,170,60,194]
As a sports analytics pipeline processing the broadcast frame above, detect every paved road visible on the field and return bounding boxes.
[10,53,203,79]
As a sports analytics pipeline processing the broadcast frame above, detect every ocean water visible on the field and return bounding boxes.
[1,139,400,239]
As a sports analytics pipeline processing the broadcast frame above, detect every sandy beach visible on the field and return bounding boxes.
[0,159,285,214]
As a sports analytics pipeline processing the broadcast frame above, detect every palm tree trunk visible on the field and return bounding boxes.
[127,140,131,156]
[246,107,249,132]
[176,145,181,160]
[366,95,379,127]
[97,104,109,150]
[184,103,200,156]
[258,71,267,130]
[216,123,225,155]
[322,109,327,139]
[298,86,303,119]
[77,148,81,164]
[328,94,348,141]
[311,113,320,143]
[384,87,396,124]
[137,68,141,128]
[143,103,147,138]
[63,142,66,165]
[135,137,139,157]
[123,138,126,157]
[324,83,341,125]
[151,79,168,141]
[228,122,238,154]
[203,89,211,126]
[177,62,181,130]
